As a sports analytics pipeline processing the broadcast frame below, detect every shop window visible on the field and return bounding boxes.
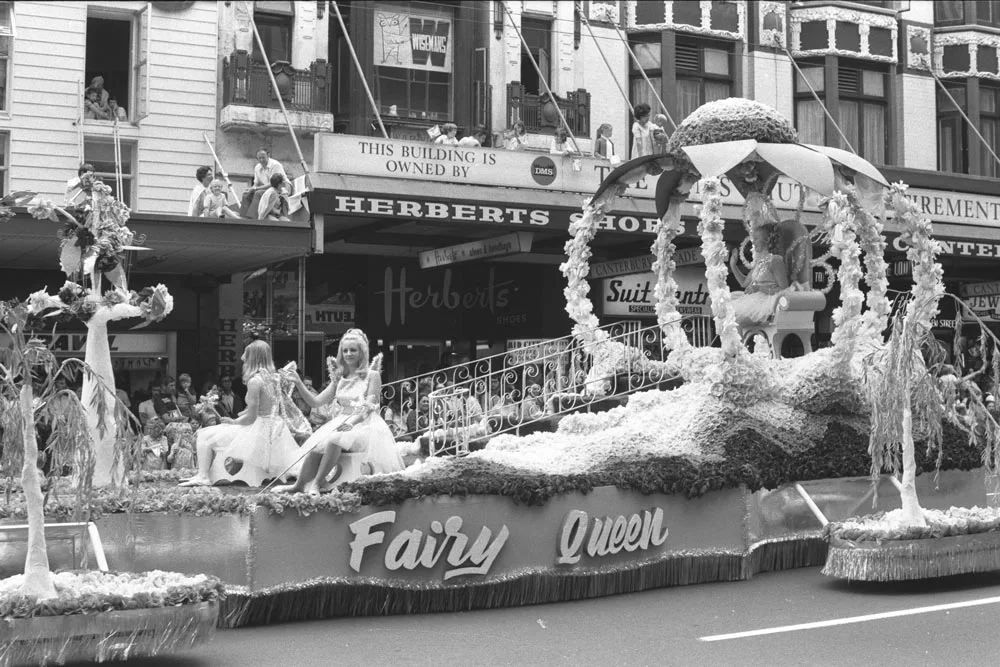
[794,60,889,164]
[85,5,149,124]
[977,0,1000,27]
[519,17,551,95]
[675,39,733,122]
[84,139,135,207]
[252,0,294,64]
[935,0,965,25]
[0,2,12,113]
[373,3,454,120]
[938,83,968,173]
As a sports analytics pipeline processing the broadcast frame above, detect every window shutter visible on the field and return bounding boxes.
[675,43,699,72]
[838,68,860,95]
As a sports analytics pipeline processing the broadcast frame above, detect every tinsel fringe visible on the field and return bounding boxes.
[220,537,828,628]
[0,601,217,667]
[822,532,1000,581]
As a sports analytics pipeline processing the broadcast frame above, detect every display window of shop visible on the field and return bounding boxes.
[373,2,454,121]
[794,59,889,165]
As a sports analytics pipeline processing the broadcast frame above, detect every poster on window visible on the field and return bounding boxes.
[373,4,452,72]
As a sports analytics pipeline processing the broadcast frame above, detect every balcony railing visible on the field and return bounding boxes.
[223,50,333,114]
[506,82,590,136]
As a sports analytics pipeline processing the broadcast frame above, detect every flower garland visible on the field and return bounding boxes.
[852,195,892,342]
[560,199,608,345]
[696,178,741,358]
[650,197,690,350]
[891,183,945,336]
[826,192,866,371]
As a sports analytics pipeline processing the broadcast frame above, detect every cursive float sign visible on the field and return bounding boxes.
[556,507,669,564]
[349,511,509,580]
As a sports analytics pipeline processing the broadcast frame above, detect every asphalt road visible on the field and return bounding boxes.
[69,566,1000,667]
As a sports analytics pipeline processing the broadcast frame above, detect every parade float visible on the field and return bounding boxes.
[0,181,221,665]
[1,99,999,632]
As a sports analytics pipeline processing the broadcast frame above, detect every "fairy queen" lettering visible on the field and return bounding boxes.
[556,508,669,565]
[348,511,509,580]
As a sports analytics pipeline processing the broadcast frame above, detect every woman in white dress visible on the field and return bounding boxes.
[179,340,303,487]
[275,328,404,495]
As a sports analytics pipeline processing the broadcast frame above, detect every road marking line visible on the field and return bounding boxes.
[699,595,1000,642]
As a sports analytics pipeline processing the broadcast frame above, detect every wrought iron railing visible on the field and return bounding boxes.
[506,82,591,136]
[380,316,717,451]
[222,50,333,113]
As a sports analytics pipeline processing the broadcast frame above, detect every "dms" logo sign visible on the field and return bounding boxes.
[530,156,556,186]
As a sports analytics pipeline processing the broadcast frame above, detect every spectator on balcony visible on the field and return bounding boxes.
[241,148,291,218]
[202,179,241,219]
[435,123,460,146]
[652,114,670,154]
[188,166,214,217]
[593,123,619,163]
[458,126,488,147]
[505,121,527,151]
[631,103,657,158]
[258,173,291,221]
[549,127,574,156]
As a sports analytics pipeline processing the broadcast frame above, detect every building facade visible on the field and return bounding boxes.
[2,1,1000,393]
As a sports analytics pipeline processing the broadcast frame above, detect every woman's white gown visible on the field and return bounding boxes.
[305,373,404,486]
[199,374,304,486]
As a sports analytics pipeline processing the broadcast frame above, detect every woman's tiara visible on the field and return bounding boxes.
[341,328,368,345]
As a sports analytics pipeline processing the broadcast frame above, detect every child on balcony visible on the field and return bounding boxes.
[434,123,460,146]
[549,128,574,156]
[202,179,241,218]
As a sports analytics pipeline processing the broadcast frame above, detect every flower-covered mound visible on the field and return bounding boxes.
[341,350,980,508]
[664,98,798,154]
[826,506,1000,543]
[0,570,224,619]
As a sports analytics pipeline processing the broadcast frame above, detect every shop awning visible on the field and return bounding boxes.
[0,211,316,276]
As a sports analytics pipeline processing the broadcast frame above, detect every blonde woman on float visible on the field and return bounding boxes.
[179,340,302,487]
[275,328,404,496]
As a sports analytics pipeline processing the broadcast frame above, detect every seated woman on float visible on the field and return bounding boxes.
[179,340,302,487]
[275,328,404,496]
[728,222,791,327]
